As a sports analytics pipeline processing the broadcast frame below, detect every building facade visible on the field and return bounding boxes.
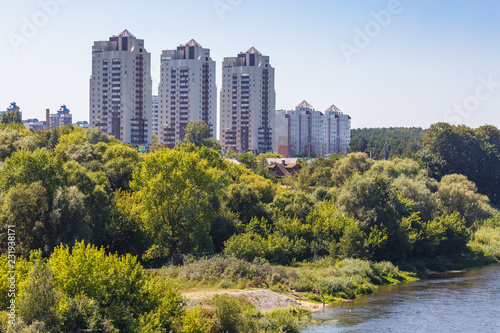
[23,119,46,131]
[220,47,275,154]
[50,105,72,129]
[74,121,89,128]
[89,29,152,146]
[157,39,216,148]
[151,95,158,140]
[275,101,351,157]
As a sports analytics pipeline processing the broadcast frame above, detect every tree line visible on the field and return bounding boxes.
[0,121,499,331]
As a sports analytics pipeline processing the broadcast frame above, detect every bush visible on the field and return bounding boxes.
[267,309,300,333]
[212,294,243,333]
[163,255,296,286]
[182,307,211,333]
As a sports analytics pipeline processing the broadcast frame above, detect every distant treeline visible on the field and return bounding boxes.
[349,127,425,159]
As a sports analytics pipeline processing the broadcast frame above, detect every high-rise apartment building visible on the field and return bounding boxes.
[276,101,351,157]
[151,95,159,140]
[323,104,351,155]
[158,39,216,148]
[89,29,152,146]
[220,47,275,154]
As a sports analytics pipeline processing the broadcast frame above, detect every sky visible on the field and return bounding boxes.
[1,0,500,133]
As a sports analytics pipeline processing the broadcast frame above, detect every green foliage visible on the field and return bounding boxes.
[436,174,491,226]
[239,151,258,170]
[0,110,22,125]
[102,143,140,191]
[270,191,314,221]
[85,127,112,144]
[422,123,500,202]
[0,126,37,161]
[331,152,374,186]
[182,307,211,333]
[0,149,63,196]
[266,309,300,333]
[425,212,469,259]
[0,182,48,257]
[59,295,116,333]
[336,175,405,230]
[224,233,266,262]
[224,183,268,224]
[212,294,243,333]
[349,127,425,159]
[131,149,223,262]
[0,254,32,309]
[183,120,218,149]
[18,259,60,331]
[48,241,147,332]
[163,255,295,286]
[468,226,500,258]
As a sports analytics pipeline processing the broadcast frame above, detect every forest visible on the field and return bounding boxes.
[0,121,499,332]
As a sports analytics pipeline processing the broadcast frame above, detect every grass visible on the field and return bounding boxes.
[159,255,417,304]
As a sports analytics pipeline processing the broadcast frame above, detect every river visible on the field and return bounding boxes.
[301,264,500,332]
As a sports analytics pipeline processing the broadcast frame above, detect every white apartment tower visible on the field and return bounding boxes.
[151,95,159,140]
[158,39,216,148]
[323,104,351,155]
[275,101,351,157]
[90,29,152,146]
[220,47,275,154]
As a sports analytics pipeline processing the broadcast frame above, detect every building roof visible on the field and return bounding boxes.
[116,29,135,38]
[326,104,341,112]
[245,46,261,54]
[264,158,298,166]
[9,102,19,110]
[266,162,302,178]
[296,100,313,109]
[57,105,70,113]
[185,39,202,47]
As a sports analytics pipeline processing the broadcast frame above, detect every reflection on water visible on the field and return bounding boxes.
[301,264,500,333]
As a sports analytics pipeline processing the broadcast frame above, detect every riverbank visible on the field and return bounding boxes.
[183,288,325,313]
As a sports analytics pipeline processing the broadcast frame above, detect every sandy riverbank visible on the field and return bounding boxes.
[183,289,326,313]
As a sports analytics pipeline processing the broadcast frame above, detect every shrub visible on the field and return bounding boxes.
[266,309,300,333]
[212,294,242,333]
[182,307,212,333]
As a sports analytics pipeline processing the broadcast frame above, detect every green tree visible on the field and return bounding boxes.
[85,127,112,144]
[436,174,490,226]
[183,120,218,148]
[331,152,374,186]
[0,149,63,198]
[48,186,91,248]
[102,143,141,191]
[239,152,258,170]
[223,183,268,224]
[18,258,60,331]
[131,149,222,261]
[270,191,314,222]
[49,241,147,333]
[0,182,48,257]
[0,110,22,124]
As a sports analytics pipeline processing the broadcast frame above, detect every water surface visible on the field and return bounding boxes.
[302,264,500,332]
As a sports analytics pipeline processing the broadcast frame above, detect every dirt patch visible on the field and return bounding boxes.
[183,289,323,313]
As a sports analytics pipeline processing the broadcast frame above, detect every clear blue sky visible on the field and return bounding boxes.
[1,0,500,132]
